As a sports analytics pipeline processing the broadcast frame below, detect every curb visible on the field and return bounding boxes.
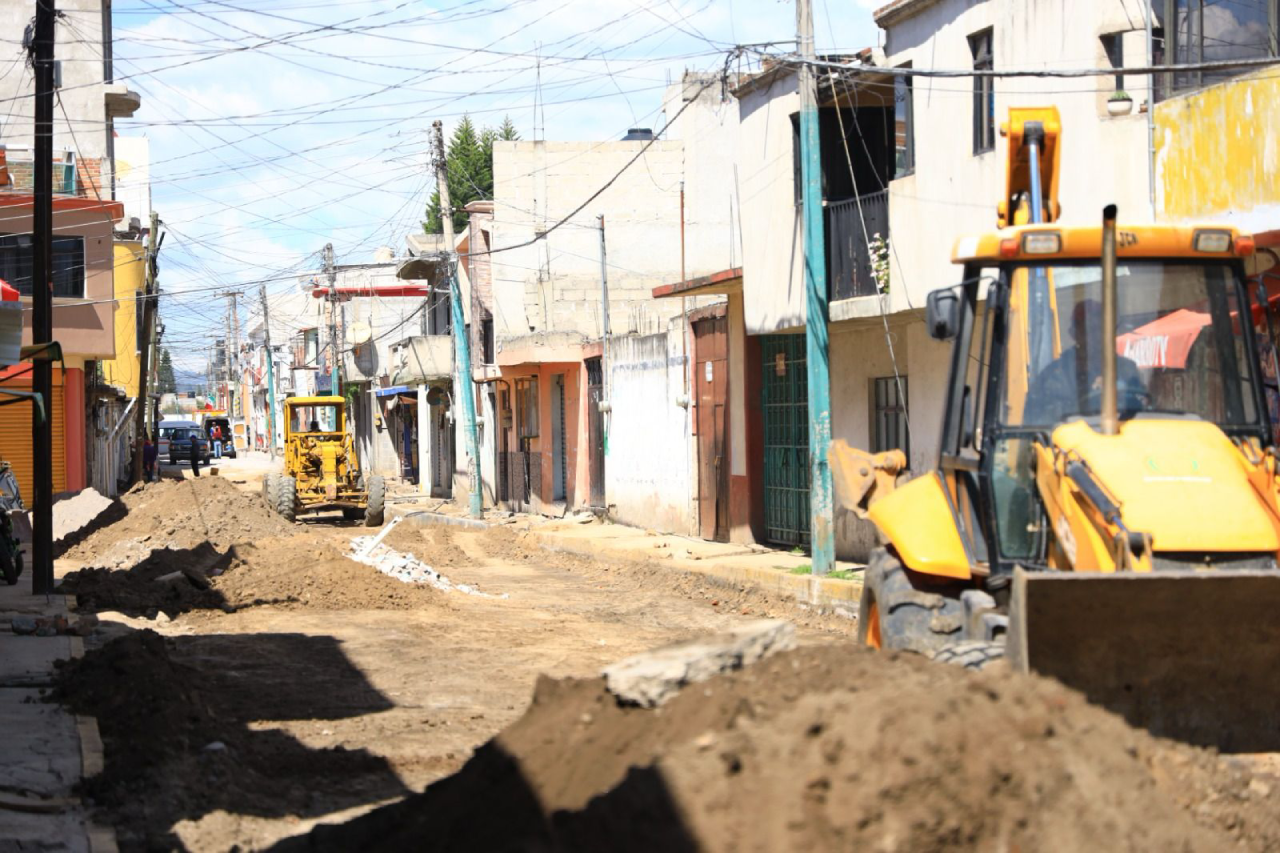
[533,534,863,620]
[397,510,490,531]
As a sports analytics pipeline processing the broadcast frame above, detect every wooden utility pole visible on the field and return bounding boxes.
[30,0,55,595]
[432,119,482,518]
[797,0,835,574]
[597,214,611,405]
[131,211,160,483]
[323,242,339,396]
[259,284,277,459]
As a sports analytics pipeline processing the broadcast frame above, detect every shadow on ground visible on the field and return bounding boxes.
[52,629,410,851]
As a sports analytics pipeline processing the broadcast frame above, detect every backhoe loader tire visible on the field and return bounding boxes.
[930,640,1006,671]
[364,476,385,527]
[858,548,963,655]
[262,474,277,505]
[275,476,297,523]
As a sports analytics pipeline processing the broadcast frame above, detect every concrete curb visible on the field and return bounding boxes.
[397,510,490,531]
[534,534,863,620]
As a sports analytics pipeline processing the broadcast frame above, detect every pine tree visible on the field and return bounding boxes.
[424,115,520,234]
[157,348,177,395]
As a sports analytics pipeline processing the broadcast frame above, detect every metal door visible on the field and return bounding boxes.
[586,357,605,507]
[761,334,810,547]
[694,317,730,542]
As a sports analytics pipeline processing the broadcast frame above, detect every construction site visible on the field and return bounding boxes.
[0,464,1275,852]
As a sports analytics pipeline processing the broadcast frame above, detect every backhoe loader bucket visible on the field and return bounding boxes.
[1008,567,1280,752]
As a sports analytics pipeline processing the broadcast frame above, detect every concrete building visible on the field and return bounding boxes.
[477,73,741,530]
[728,0,1279,560]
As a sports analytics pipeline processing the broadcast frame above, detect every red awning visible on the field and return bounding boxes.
[1116,308,1210,370]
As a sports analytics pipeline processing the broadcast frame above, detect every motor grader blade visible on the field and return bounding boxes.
[1007,567,1280,752]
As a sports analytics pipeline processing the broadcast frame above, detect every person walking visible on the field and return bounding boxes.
[142,436,158,482]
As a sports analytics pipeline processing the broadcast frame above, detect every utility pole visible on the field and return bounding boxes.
[797,0,835,574]
[597,215,611,406]
[30,0,55,595]
[131,210,159,484]
[259,284,277,459]
[323,243,339,396]
[432,119,482,519]
[228,292,240,418]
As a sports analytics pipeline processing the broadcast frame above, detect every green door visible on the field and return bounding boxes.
[761,334,810,547]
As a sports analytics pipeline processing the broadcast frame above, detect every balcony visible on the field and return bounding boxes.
[826,190,888,302]
[388,334,453,386]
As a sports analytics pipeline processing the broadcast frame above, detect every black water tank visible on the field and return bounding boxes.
[622,128,654,141]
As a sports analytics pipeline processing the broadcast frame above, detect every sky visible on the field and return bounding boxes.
[97,0,882,372]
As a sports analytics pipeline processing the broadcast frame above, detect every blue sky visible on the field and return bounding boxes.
[107,1,882,370]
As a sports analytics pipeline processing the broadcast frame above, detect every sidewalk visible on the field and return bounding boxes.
[390,500,866,619]
[0,572,113,852]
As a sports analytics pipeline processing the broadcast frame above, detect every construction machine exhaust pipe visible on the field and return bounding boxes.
[1101,205,1119,435]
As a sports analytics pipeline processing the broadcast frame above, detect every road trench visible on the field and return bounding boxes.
[48,471,1280,852]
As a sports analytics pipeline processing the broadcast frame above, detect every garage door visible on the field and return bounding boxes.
[0,372,67,502]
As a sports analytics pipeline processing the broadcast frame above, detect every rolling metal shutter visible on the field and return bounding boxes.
[0,373,67,501]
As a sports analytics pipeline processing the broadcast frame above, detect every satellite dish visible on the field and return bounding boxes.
[346,322,372,345]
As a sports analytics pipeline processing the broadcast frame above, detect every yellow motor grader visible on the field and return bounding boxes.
[264,396,385,526]
[831,107,1280,751]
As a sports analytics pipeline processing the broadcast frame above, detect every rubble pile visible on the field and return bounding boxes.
[348,533,503,598]
[277,645,1280,853]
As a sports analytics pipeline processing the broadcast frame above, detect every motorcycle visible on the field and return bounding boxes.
[0,463,25,585]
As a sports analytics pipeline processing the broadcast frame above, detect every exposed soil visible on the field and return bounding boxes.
[277,644,1280,853]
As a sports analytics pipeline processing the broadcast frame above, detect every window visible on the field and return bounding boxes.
[481,317,494,365]
[894,64,914,177]
[1167,0,1278,93]
[516,377,539,440]
[0,234,86,298]
[1101,33,1125,93]
[970,29,995,154]
[873,375,909,458]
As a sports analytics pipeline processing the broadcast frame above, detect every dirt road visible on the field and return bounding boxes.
[55,470,848,851]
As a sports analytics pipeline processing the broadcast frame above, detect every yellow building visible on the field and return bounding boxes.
[101,240,146,398]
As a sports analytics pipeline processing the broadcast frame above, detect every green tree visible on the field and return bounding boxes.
[156,348,177,395]
[424,115,520,235]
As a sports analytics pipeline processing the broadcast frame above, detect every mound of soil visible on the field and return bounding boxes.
[53,630,410,852]
[63,476,293,569]
[276,645,1280,853]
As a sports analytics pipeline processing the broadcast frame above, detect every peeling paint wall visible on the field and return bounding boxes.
[1155,69,1280,232]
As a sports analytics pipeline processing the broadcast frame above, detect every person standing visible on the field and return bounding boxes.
[190,432,201,478]
[142,436,158,482]
[211,423,223,459]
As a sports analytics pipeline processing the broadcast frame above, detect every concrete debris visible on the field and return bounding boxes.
[11,613,98,637]
[51,488,114,545]
[10,615,36,635]
[602,619,797,708]
[202,741,228,752]
[348,536,506,599]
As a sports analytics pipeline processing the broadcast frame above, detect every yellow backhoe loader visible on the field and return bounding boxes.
[831,107,1280,752]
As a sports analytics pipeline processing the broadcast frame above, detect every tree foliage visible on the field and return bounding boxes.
[424,115,520,235]
[157,348,177,395]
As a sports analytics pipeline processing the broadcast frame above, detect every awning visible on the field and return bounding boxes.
[1117,309,1209,370]
[374,385,413,398]
[651,267,742,299]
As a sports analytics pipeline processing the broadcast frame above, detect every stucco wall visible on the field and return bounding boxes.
[607,328,694,534]
[102,240,145,396]
[1154,68,1280,232]
[736,71,805,335]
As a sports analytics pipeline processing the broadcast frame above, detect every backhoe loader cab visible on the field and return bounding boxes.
[834,106,1280,752]
[264,396,385,527]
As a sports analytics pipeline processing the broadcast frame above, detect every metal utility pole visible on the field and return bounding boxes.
[131,211,159,484]
[797,0,836,574]
[30,0,55,595]
[259,284,277,459]
[597,215,611,405]
[432,119,482,519]
[323,243,339,396]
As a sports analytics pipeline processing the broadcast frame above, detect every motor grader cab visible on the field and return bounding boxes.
[832,107,1280,752]
[264,396,385,526]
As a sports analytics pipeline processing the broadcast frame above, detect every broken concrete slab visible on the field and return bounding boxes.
[602,619,797,708]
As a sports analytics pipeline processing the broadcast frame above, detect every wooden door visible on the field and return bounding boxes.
[694,317,730,542]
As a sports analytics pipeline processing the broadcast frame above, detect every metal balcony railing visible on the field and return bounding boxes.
[826,190,888,302]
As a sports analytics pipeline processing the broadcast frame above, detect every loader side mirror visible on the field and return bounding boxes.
[926,286,962,340]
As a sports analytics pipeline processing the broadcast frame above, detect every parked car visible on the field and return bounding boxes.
[159,420,210,465]
[202,416,236,459]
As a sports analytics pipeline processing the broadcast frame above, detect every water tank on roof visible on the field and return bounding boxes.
[622,128,654,141]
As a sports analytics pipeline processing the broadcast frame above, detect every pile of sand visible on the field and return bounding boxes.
[276,645,1280,853]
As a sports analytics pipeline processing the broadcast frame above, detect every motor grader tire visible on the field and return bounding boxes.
[275,475,297,523]
[858,547,963,655]
[930,640,1007,672]
[364,476,385,527]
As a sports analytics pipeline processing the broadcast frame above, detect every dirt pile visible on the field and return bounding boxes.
[63,476,293,569]
[53,630,410,852]
[276,645,1280,853]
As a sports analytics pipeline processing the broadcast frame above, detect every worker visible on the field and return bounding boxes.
[1027,298,1147,424]
[142,436,158,482]
[190,433,201,478]
[211,423,223,459]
